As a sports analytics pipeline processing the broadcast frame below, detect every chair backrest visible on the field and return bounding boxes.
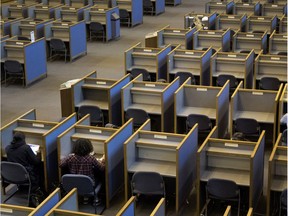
[90,22,104,32]
[281,129,287,146]
[216,74,238,88]
[50,38,66,50]
[130,68,151,81]
[234,118,260,135]
[62,174,95,195]
[78,105,104,126]
[4,60,23,74]
[1,161,30,185]
[131,171,165,196]
[259,77,280,90]
[186,114,212,131]
[206,178,239,199]
[143,0,153,7]
[175,71,196,85]
[119,9,129,18]
[125,108,149,127]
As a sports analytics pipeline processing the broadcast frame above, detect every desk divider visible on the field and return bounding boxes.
[10,19,22,36]
[216,80,229,138]
[116,196,135,216]
[69,21,87,61]
[0,204,34,215]
[150,198,165,216]
[51,188,78,213]
[278,83,287,134]
[223,206,231,216]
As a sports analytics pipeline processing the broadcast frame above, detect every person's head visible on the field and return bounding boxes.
[73,138,93,156]
[12,131,26,144]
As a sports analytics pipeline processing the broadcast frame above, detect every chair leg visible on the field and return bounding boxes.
[27,184,31,207]
[5,71,7,87]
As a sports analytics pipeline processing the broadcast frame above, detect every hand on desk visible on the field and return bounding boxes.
[98,155,105,163]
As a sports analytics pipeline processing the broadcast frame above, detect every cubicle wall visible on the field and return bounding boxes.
[246,15,277,34]
[205,1,234,14]
[1,4,29,19]
[0,204,34,215]
[116,0,143,27]
[215,14,247,32]
[278,83,287,133]
[116,196,135,216]
[1,17,22,36]
[269,30,287,55]
[279,15,287,33]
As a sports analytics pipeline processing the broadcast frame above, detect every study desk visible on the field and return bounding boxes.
[116,0,143,27]
[148,0,165,15]
[58,115,134,208]
[164,0,180,7]
[28,4,62,20]
[71,72,130,125]
[215,14,247,32]
[0,204,34,215]
[262,3,287,17]
[205,1,234,14]
[0,37,47,86]
[94,0,117,8]
[167,47,213,85]
[44,20,87,62]
[125,42,172,81]
[121,77,180,132]
[0,109,77,192]
[269,30,287,55]
[278,83,287,133]
[279,15,287,33]
[174,82,229,138]
[196,130,265,215]
[193,29,230,52]
[233,2,261,16]
[1,4,29,19]
[0,17,22,36]
[65,0,93,7]
[266,134,287,216]
[84,6,120,41]
[184,12,217,30]
[210,50,255,88]
[230,86,282,144]
[246,15,277,35]
[124,126,198,213]
[232,30,268,54]
[54,5,88,22]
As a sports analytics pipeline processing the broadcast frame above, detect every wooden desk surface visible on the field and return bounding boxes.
[71,132,110,141]
[127,104,161,115]
[76,100,109,110]
[14,126,50,134]
[177,107,216,119]
[46,37,70,42]
[136,138,179,148]
[207,146,253,156]
[270,175,287,192]
[234,111,274,123]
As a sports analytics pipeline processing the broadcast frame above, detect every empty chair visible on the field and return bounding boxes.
[61,174,102,214]
[18,36,30,41]
[90,22,105,42]
[49,38,68,63]
[234,118,260,141]
[281,129,287,146]
[131,171,165,199]
[125,108,149,130]
[130,68,151,81]
[259,77,280,90]
[143,0,154,15]
[205,178,240,216]
[175,71,196,85]
[119,9,131,27]
[1,161,32,206]
[4,60,25,87]
[279,188,287,216]
[216,74,238,97]
[78,105,104,126]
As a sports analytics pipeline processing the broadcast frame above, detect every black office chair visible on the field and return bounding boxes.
[216,74,238,97]
[78,105,104,127]
[175,71,196,85]
[119,9,131,27]
[18,36,30,41]
[279,188,287,216]
[61,174,103,214]
[130,68,151,81]
[4,60,25,87]
[143,0,154,15]
[49,38,68,63]
[1,161,32,206]
[90,22,105,42]
[205,178,240,216]
[281,129,287,146]
[186,114,212,134]
[278,51,287,56]
[131,171,165,200]
[234,118,260,141]
[125,108,149,130]
[259,77,280,91]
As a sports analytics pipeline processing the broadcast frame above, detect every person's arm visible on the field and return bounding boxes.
[92,157,105,172]
[59,156,70,168]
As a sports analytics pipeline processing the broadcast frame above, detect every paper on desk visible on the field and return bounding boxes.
[28,143,40,155]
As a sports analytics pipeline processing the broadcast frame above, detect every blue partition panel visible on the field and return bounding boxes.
[57,190,78,211]
[10,20,21,36]
[58,127,75,163]
[217,83,229,138]
[1,121,18,156]
[70,21,87,60]
[20,109,37,120]
[0,40,7,59]
[157,46,171,80]
[119,198,135,216]
[155,0,165,15]
[151,198,165,216]
[132,0,143,26]
[2,5,10,18]
[44,22,53,39]
[72,79,85,108]
[201,48,212,85]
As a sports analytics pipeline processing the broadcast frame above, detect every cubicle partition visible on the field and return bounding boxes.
[116,196,135,216]
[57,116,134,208]
[269,30,287,55]
[28,5,62,20]
[1,4,29,19]
[215,14,247,32]
[205,1,234,14]
[121,78,180,132]
[196,130,265,214]
[116,0,143,27]
[0,109,77,192]
[54,5,88,22]
[0,17,22,36]
[167,47,213,85]
[125,42,172,80]
[0,204,34,215]
[233,2,261,16]
[262,3,287,17]
[279,15,287,33]
[174,82,229,138]
[210,50,254,88]
[184,12,217,30]
[124,125,198,213]
[278,83,287,133]
[246,15,277,34]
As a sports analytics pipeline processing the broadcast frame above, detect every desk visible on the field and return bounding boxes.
[1,4,29,19]
[246,15,277,35]
[231,86,282,144]
[210,51,254,88]
[232,30,268,54]
[266,134,287,216]
[150,0,165,15]
[125,42,172,80]
[167,47,213,85]
[84,6,120,41]
[279,15,287,33]
[65,0,93,7]
[58,115,133,208]
[164,0,180,6]
[0,17,22,36]
[44,20,87,62]
[196,131,265,215]
[278,83,287,133]
[174,82,229,138]
[94,0,117,8]
[205,1,234,14]
[116,0,143,27]
[233,2,261,16]
[0,204,34,215]
[262,3,287,17]
[55,5,88,22]
[124,126,198,213]
[122,77,180,132]
[71,72,130,125]
[216,14,247,32]
[0,37,47,86]
[28,4,62,20]
[184,12,217,30]
[0,109,77,192]
[193,29,230,52]
[269,30,287,55]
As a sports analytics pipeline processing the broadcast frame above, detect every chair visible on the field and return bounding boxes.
[130,68,151,81]
[279,188,287,216]
[4,60,25,87]
[234,118,260,141]
[119,9,131,27]
[278,51,287,56]
[216,74,238,96]
[49,38,68,63]
[90,22,105,42]
[205,178,240,216]
[78,105,104,126]
[175,71,196,85]
[125,108,149,130]
[186,114,212,133]
[131,171,165,199]
[61,174,102,214]
[18,36,30,41]
[259,77,280,90]
[1,161,32,206]
[143,0,154,15]
[281,129,287,146]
